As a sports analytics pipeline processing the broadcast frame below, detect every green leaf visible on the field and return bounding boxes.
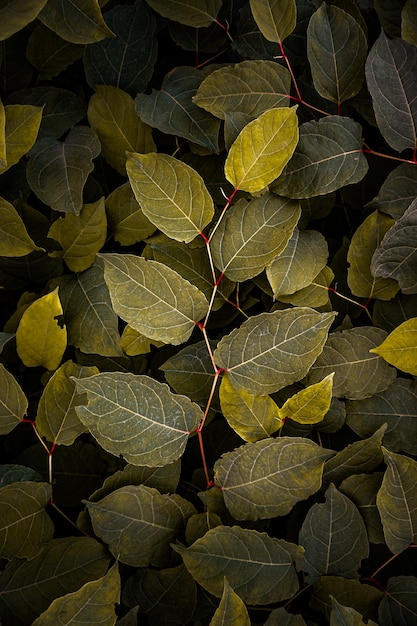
[249,0,297,43]
[330,597,375,626]
[38,0,114,44]
[264,607,307,625]
[340,473,385,545]
[99,253,209,345]
[0,99,5,169]
[120,325,164,356]
[272,116,368,198]
[0,537,110,625]
[175,526,303,604]
[0,197,43,257]
[86,485,196,567]
[402,0,417,45]
[88,85,155,176]
[219,372,283,442]
[0,0,48,41]
[126,152,214,243]
[16,287,67,370]
[26,126,101,215]
[377,447,417,553]
[304,327,396,400]
[210,578,250,626]
[106,182,156,246]
[365,31,417,152]
[135,66,221,153]
[277,265,335,308]
[224,106,299,193]
[378,576,417,626]
[74,371,202,466]
[367,163,417,220]
[279,373,334,425]
[307,4,367,104]
[370,317,417,375]
[0,481,53,561]
[214,437,332,520]
[145,0,221,27]
[0,104,43,173]
[210,193,301,282]
[0,362,28,434]
[194,60,291,120]
[32,562,120,626]
[36,360,98,446]
[0,464,44,488]
[310,577,383,622]
[26,23,84,81]
[213,308,335,395]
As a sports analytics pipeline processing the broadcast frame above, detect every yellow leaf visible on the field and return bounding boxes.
[370,318,417,375]
[0,197,44,257]
[210,578,250,626]
[0,105,43,173]
[279,373,334,424]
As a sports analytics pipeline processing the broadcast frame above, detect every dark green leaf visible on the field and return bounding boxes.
[378,576,417,626]
[264,607,307,625]
[0,0,47,40]
[402,0,417,45]
[340,473,385,545]
[0,464,44,487]
[367,163,417,219]
[38,0,114,44]
[145,0,222,27]
[330,597,376,626]
[106,182,156,246]
[310,577,382,622]
[26,24,84,81]
[249,0,297,43]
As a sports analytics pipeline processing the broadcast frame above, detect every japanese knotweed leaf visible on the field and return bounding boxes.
[174,526,303,604]
[32,562,120,626]
[279,373,334,425]
[331,597,378,625]
[377,448,417,553]
[367,163,417,220]
[299,483,369,583]
[145,0,221,27]
[278,265,335,309]
[366,31,417,152]
[272,116,368,198]
[38,0,114,44]
[126,152,214,243]
[0,481,53,561]
[73,371,202,467]
[213,307,335,396]
[378,576,417,626]
[0,197,43,257]
[210,192,301,282]
[106,182,156,246]
[0,104,43,173]
[225,106,298,193]
[307,3,367,104]
[211,579,250,626]
[214,437,333,521]
[85,485,196,567]
[249,0,296,43]
[0,0,48,40]
[99,253,209,345]
[310,577,383,621]
[340,473,385,546]
[0,362,28,434]
[26,24,84,81]
[370,317,417,376]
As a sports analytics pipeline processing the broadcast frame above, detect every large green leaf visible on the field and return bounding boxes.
[210,193,300,282]
[249,0,297,43]
[74,372,202,466]
[106,182,156,246]
[214,437,332,520]
[0,104,43,173]
[135,67,221,153]
[99,253,209,345]
[370,317,417,375]
[26,126,101,215]
[0,362,28,434]
[367,163,417,220]
[86,485,196,567]
[272,116,368,198]
[174,526,303,604]
[38,0,113,44]
[340,473,385,545]
[0,196,43,257]
[0,481,53,561]
[0,0,48,40]
[224,106,299,193]
[213,308,335,395]
[126,152,214,243]
[145,0,221,27]
[26,23,84,81]
[378,576,417,626]
[210,578,250,626]
[279,374,334,425]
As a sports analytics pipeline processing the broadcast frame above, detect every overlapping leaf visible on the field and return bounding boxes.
[0,197,43,257]
[0,0,48,41]
[340,473,385,545]
[0,104,43,173]
[145,0,221,27]
[210,579,250,626]
[367,163,417,219]
[378,576,417,626]
[330,597,376,626]
[38,0,114,44]
[0,464,44,487]
[106,182,156,246]
[279,374,334,425]
[0,363,28,434]
[278,265,335,308]
[402,0,417,45]
[26,24,84,81]
[370,317,417,376]
[249,0,296,43]
[120,325,164,356]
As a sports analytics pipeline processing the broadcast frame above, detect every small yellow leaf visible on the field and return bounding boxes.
[16,287,67,370]
[279,373,334,424]
[370,318,417,375]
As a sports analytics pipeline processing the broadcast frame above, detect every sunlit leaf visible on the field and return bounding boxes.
[340,473,385,545]
[249,0,297,43]
[120,325,163,356]
[214,437,333,520]
[279,374,334,425]
[210,578,250,626]
[0,104,43,173]
[378,576,417,626]
[370,317,417,376]
[145,0,221,27]
[0,0,48,41]
[0,197,43,257]
[26,24,84,81]
[367,163,417,220]
[106,182,156,246]
[38,0,114,44]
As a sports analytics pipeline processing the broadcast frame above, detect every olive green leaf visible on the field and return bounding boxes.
[0,99,5,168]
[264,607,307,625]
[16,287,67,370]
[26,24,84,80]
[279,374,334,425]
[126,152,214,243]
[0,104,43,173]
[330,597,377,626]
[249,0,297,43]
[144,0,222,27]
[73,372,202,466]
[0,197,43,257]
[225,106,299,193]
[86,485,196,567]
[0,481,53,561]
[378,576,417,625]
[402,0,417,45]
[0,0,48,41]
[88,85,155,175]
[214,437,333,520]
[367,163,417,220]
[174,526,303,604]
[370,317,417,375]
[340,473,385,545]
[120,325,164,356]
[278,265,335,309]
[310,577,383,622]
[99,253,209,345]
[0,362,28,434]
[214,308,335,395]
[106,182,156,246]
[38,0,114,44]
[210,578,250,626]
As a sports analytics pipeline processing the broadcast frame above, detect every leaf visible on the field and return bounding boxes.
[74,371,202,466]
[26,23,84,81]
[210,578,250,626]
[214,437,333,520]
[310,577,383,622]
[106,182,156,246]
[0,100,5,168]
[213,308,335,396]
[266,229,328,297]
[340,473,385,545]
[278,265,335,308]
[377,447,417,553]
[378,576,417,626]
[249,0,297,43]
[304,327,396,400]
[174,526,303,604]
[26,126,101,215]
[347,210,399,300]
[0,481,53,561]
[38,0,114,44]
[86,485,196,567]
[88,85,155,176]
[32,562,120,626]
[373,293,417,333]
[330,597,374,626]
[371,199,417,294]
[0,0,48,41]
[0,197,43,257]
[279,373,334,425]
[264,607,307,625]
[365,31,417,152]
[0,362,28,434]
[367,163,417,220]
[402,0,417,45]
[219,372,283,442]
[307,4,367,104]
[299,483,369,583]
[272,116,368,198]
[120,325,163,356]
[145,0,221,27]
[210,192,301,282]
[135,66,221,153]
[99,253,209,345]
[0,464,44,488]
[126,152,214,243]
[0,104,43,173]
[370,317,417,375]
[16,287,67,370]
[36,360,98,446]
[224,106,299,193]
[194,60,291,120]
[0,537,110,625]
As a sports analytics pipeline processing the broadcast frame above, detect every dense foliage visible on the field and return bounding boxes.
[0,0,417,624]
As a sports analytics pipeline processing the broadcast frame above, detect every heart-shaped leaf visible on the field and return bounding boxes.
[249,0,296,43]
[145,0,222,28]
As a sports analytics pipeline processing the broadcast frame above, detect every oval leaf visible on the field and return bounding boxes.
[369,317,417,376]
[249,0,296,43]
[0,196,43,257]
